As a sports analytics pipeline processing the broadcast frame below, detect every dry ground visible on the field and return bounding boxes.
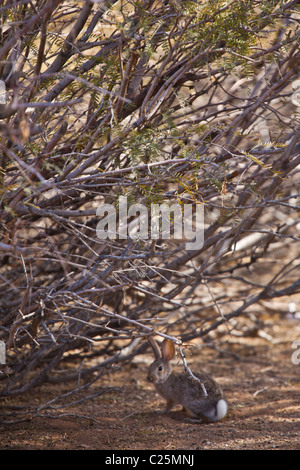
[0,313,299,450]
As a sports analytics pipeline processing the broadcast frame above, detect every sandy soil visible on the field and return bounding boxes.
[0,314,299,451]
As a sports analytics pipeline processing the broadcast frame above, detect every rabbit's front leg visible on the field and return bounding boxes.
[163,399,175,414]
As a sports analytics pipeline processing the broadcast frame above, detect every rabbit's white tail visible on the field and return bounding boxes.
[216,399,228,420]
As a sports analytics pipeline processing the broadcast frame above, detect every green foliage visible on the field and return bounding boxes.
[124,128,163,166]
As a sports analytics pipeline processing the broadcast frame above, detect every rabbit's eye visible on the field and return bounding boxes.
[158,366,163,371]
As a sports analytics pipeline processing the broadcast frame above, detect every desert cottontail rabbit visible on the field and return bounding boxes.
[147,337,227,423]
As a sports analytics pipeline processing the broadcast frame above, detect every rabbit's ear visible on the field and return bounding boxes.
[161,339,175,361]
[148,336,161,359]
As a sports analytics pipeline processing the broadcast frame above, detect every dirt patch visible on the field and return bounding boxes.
[0,316,299,450]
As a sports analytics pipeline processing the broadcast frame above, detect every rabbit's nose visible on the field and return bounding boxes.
[147,375,153,382]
